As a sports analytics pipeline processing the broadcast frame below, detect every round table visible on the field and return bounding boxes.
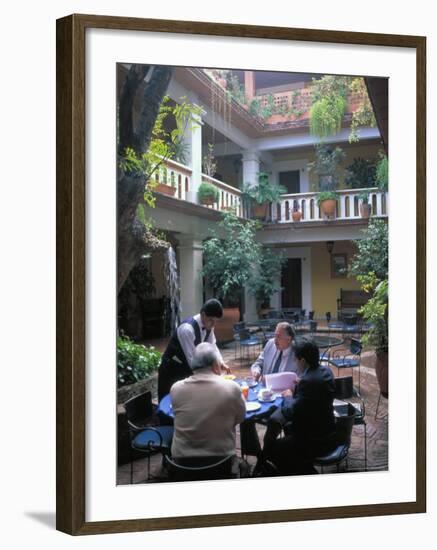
[301,333,344,349]
[157,379,282,421]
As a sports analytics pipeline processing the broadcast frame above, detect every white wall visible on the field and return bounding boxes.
[1,1,435,549]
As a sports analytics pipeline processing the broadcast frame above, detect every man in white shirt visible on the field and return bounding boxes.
[251,322,298,382]
[170,342,246,459]
[158,299,230,400]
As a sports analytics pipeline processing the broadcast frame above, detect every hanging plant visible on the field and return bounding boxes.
[310,95,347,138]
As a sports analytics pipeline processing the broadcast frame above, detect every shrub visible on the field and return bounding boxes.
[198,182,220,204]
[316,190,339,206]
[117,335,162,387]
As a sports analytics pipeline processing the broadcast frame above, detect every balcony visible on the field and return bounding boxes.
[153,159,387,225]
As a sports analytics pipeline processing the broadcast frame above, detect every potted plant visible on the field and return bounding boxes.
[197,182,219,206]
[357,273,388,397]
[375,151,388,192]
[155,167,177,197]
[358,191,372,218]
[316,191,339,218]
[344,157,377,189]
[242,172,287,220]
[291,199,302,222]
[202,143,217,177]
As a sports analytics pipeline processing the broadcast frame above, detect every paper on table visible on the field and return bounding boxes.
[264,372,298,392]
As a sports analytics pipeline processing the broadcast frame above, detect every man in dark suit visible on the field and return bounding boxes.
[260,339,337,475]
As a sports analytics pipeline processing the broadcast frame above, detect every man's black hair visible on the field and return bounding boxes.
[294,340,320,369]
[201,299,223,318]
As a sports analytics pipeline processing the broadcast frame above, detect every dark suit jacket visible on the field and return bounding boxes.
[278,364,336,450]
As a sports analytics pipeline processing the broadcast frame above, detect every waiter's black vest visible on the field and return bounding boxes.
[161,317,211,370]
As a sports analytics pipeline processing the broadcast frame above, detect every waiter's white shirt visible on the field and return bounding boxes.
[177,313,223,367]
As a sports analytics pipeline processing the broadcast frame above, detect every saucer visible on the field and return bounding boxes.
[258,393,277,403]
[245,402,261,412]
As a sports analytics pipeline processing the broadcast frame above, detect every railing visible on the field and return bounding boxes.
[271,188,388,223]
[153,158,193,201]
[201,174,244,217]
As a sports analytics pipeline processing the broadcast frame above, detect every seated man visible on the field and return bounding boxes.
[170,342,246,462]
[251,322,298,382]
[260,340,337,475]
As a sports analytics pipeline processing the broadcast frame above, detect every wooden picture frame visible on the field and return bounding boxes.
[56,13,426,535]
[331,253,348,278]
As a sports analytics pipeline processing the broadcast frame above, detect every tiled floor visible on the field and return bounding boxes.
[117,340,388,485]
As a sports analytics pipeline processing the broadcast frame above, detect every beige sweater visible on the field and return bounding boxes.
[170,370,246,458]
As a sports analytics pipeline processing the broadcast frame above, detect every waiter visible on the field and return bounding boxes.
[157,299,230,400]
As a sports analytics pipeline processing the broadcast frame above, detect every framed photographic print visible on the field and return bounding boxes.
[331,254,348,278]
[56,14,426,535]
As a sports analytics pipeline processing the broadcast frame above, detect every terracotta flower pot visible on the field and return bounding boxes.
[214,307,240,344]
[320,199,337,218]
[252,202,268,219]
[360,203,372,218]
[291,210,302,222]
[375,350,388,397]
[200,196,216,206]
[155,183,177,197]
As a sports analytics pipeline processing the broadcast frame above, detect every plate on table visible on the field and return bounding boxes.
[245,401,261,412]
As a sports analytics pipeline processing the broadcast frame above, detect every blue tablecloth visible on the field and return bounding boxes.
[158,380,282,421]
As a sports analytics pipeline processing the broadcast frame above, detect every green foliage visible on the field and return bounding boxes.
[308,144,345,191]
[357,273,388,352]
[202,211,283,308]
[375,151,388,192]
[348,78,377,143]
[310,95,347,138]
[358,191,370,204]
[119,95,202,194]
[344,157,377,189]
[198,182,220,203]
[242,172,287,205]
[250,248,286,307]
[117,335,162,387]
[349,219,388,281]
[316,191,339,206]
[226,74,247,105]
[249,98,262,117]
[311,75,350,103]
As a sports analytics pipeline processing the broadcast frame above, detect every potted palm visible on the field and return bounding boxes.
[242,172,286,220]
[308,144,345,218]
[197,182,220,206]
[155,167,177,196]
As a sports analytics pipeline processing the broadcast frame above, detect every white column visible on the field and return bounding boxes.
[177,236,204,319]
[244,286,258,323]
[184,106,204,203]
[242,150,260,188]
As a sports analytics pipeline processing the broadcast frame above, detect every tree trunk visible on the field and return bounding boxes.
[117,65,173,292]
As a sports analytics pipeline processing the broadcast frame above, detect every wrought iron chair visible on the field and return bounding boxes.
[327,338,363,392]
[334,376,367,470]
[233,328,262,361]
[124,391,174,482]
[313,403,356,473]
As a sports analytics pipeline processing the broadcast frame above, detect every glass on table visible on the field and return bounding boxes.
[240,381,249,400]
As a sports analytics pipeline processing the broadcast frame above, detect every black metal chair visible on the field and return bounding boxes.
[334,376,367,471]
[233,322,246,358]
[124,391,174,482]
[233,328,262,361]
[313,403,356,473]
[164,454,237,481]
[327,338,363,392]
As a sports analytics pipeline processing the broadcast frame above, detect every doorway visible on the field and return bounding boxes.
[281,258,302,308]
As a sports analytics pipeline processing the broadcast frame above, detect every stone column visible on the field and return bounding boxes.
[177,236,204,318]
[244,71,256,103]
[243,286,258,322]
[184,106,204,203]
[242,150,261,187]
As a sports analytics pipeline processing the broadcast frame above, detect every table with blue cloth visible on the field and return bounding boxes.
[157,379,283,458]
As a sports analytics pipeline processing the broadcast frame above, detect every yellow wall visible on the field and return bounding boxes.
[310,241,362,315]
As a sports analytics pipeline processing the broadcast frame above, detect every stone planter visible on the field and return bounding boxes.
[291,210,302,222]
[155,183,177,196]
[200,196,216,206]
[320,199,337,218]
[214,307,240,344]
[375,350,388,397]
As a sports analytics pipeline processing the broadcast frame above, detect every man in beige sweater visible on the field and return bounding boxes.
[170,342,246,459]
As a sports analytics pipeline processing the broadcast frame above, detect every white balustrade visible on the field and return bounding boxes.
[155,158,193,201]
[201,174,245,218]
[273,188,388,223]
